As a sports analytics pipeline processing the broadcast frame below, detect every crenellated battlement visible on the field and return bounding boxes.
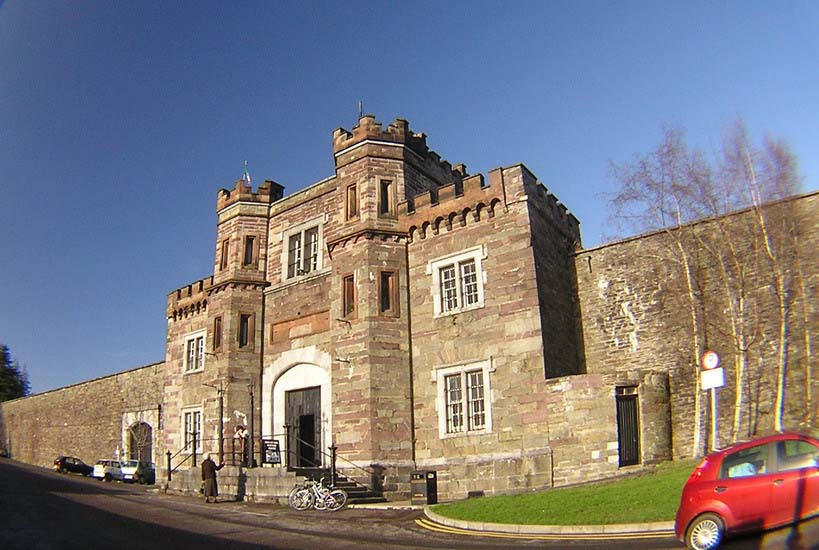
[398,164,580,244]
[216,179,284,212]
[526,175,581,243]
[332,115,467,188]
[167,276,214,320]
[399,171,504,241]
[332,115,428,155]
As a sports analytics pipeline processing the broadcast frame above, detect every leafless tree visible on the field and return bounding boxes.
[725,127,801,431]
[609,127,709,455]
[608,121,808,454]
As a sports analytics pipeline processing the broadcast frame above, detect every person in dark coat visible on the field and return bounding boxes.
[201,453,224,503]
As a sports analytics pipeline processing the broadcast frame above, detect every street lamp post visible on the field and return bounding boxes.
[204,382,224,463]
[248,382,255,468]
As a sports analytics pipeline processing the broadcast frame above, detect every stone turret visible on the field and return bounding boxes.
[332,115,429,157]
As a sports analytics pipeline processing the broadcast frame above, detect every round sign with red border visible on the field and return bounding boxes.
[701,350,720,370]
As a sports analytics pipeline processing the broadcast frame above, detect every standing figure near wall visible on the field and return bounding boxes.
[201,453,224,503]
[233,425,249,466]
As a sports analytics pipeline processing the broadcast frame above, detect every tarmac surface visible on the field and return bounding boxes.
[349,499,676,537]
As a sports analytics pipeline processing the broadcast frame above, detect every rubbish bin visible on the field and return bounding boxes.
[410,470,437,505]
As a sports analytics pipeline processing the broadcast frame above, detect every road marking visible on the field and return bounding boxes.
[414,518,674,541]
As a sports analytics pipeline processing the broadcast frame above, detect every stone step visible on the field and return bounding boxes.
[347,495,388,505]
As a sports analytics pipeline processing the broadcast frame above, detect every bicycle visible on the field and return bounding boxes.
[288,476,348,511]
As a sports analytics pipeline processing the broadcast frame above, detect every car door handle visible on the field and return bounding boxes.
[774,479,784,486]
[714,486,728,493]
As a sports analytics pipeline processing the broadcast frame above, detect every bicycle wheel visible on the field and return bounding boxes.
[288,486,314,511]
[324,488,348,511]
[313,488,328,511]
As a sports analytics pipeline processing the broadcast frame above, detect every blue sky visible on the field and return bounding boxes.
[1,1,817,394]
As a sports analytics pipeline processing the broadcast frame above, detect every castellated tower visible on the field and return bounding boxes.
[324,116,464,471]
[163,114,585,499]
[163,179,283,466]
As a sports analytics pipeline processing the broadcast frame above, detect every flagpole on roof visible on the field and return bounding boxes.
[243,160,252,185]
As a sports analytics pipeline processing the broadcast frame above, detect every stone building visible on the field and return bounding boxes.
[2,115,815,501]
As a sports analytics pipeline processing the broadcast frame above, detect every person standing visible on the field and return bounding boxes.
[234,425,249,466]
[201,452,224,503]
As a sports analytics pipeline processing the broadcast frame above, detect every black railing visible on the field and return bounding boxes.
[166,431,199,481]
[165,429,381,495]
[277,425,379,492]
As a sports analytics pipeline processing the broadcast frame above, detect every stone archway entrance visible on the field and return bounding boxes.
[266,356,333,469]
[128,421,153,462]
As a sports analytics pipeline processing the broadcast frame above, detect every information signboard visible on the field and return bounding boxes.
[701,367,725,390]
[262,439,281,465]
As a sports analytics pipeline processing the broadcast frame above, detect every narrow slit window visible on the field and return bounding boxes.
[243,236,256,266]
[220,240,230,270]
[346,183,358,220]
[343,274,356,318]
[379,179,394,216]
[213,317,222,351]
[239,314,251,348]
[379,271,397,315]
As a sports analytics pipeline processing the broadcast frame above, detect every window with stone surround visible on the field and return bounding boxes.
[212,316,223,352]
[342,274,356,318]
[427,246,486,317]
[243,235,257,266]
[182,408,203,452]
[379,270,398,316]
[282,217,324,281]
[378,179,395,217]
[238,313,254,349]
[183,330,206,373]
[345,183,359,221]
[435,359,493,438]
[219,239,229,271]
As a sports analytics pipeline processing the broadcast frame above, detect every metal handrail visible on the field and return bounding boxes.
[275,429,379,493]
[165,429,382,495]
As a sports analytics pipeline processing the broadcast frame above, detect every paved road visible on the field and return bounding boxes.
[1,458,816,549]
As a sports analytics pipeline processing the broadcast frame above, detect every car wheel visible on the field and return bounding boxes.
[104,473,112,482]
[686,513,724,550]
[59,467,67,474]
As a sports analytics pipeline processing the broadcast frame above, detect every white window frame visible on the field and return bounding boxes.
[181,407,203,453]
[183,330,206,373]
[427,245,487,317]
[434,359,493,438]
[281,216,325,281]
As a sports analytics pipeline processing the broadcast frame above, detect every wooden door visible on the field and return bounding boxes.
[285,386,321,467]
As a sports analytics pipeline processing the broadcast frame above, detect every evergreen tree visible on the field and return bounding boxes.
[0,344,30,401]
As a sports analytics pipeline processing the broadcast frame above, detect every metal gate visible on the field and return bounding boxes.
[615,387,640,467]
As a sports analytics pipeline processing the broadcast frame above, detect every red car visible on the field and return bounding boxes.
[675,432,819,550]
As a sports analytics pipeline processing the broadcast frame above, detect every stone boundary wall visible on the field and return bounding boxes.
[165,463,300,504]
[0,362,164,468]
[575,192,819,457]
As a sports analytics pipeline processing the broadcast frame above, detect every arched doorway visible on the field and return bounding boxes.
[269,362,332,469]
[128,422,153,462]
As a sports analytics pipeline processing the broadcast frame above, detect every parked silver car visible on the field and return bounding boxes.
[92,459,123,482]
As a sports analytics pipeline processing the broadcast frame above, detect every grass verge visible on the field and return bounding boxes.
[429,460,696,525]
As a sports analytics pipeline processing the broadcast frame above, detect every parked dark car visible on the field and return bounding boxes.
[675,432,819,550]
[53,456,93,476]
